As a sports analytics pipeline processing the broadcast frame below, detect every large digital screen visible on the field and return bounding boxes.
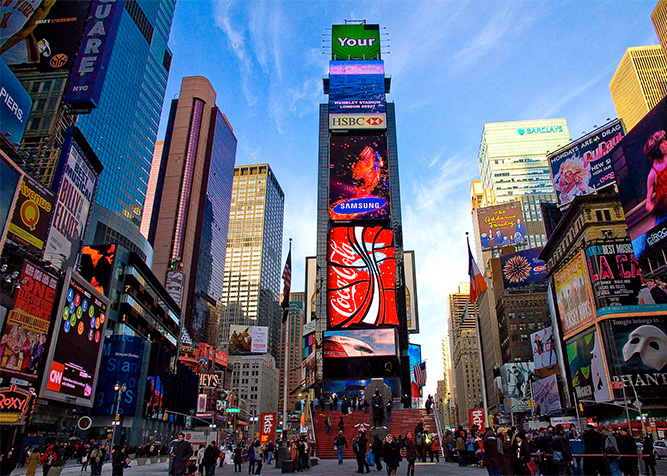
[329,135,390,221]
[323,378,399,398]
[323,355,399,379]
[500,247,547,289]
[329,60,386,116]
[477,202,526,250]
[565,327,611,402]
[80,244,116,296]
[554,251,596,339]
[610,96,667,260]
[327,226,397,328]
[6,174,55,253]
[228,325,268,354]
[548,120,624,207]
[584,243,644,311]
[323,329,397,358]
[331,24,381,60]
[40,269,110,407]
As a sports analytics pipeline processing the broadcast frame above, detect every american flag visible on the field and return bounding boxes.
[281,242,292,322]
[413,361,427,388]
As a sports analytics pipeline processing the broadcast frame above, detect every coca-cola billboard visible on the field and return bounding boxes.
[327,226,397,328]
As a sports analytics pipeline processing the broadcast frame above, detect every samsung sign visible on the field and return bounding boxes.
[0,58,32,143]
[518,126,564,135]
[329,113,386,130]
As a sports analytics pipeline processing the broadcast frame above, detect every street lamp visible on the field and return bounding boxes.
[111,382,127,445]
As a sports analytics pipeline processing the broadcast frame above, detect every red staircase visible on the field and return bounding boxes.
[312,409,437,459]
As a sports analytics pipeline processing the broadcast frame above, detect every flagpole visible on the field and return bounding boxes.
[282,239,292,436]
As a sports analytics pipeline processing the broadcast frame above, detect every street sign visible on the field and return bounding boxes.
[226,408,240,413]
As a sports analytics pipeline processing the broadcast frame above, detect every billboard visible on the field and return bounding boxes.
[43,127,102,270]
[610,96,667,260]
[228,325,268,354]
[500,247,547,288]
[548,120,624,206]
[80,244,116,296]
[40,269,110,407]
[331,24,381,60]
[477,202,526,250]
[584,243,644,310]
[323,329,397,358]
[0,261,58,381]
[92,334,144,417]
[0,155,22,254]
[64,0,125,111]
[554,251,596,339]
[501,362,535,413]
[6,174,55,253]
[404,251,419,333]
[599,314,667,400]
[322,355,399,379]
[565,327,611,402]
[323,378,399,397]
[531,374,562,415]
[329,60,386,117]
[302,332,316,359]
[329,135,390,221]
[327,226,397,328]
[531,326,557,369]
[0,0,90,73]
[0,58,32,143]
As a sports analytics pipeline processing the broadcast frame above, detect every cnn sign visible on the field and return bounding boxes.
[468,408,485,429]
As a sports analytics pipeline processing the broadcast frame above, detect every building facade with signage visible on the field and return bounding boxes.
[228,354,280,427]
[277,293,305,415]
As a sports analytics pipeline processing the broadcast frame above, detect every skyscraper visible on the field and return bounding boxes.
[278,292,305,414]
[150,76,237,345]
[610,45,667,132]
[218,164,284,359]
[140,141,163,239]
[652,0,667,62]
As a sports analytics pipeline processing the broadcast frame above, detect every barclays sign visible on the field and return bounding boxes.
[518,126,563,135]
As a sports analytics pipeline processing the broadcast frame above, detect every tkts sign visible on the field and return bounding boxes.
[260,412,276,443]
[327,226,398,328]
[468,408,485,429]
[0,385,33,424]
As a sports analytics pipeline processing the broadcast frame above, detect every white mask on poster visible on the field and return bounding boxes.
[622,325,667,371]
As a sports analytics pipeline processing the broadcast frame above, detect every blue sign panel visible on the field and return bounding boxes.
[329,60,386,115]
[0,58,32,143]
[64,0,125,111]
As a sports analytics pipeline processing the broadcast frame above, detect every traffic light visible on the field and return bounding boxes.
[579,403,584,412]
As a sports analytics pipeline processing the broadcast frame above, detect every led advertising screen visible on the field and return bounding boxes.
[531,374,562,415]
[0,0,90,73]
[500,247,547,289]
[404,251,419,333]
[323,378,399,397]
[228,325,268,354]
[599,314,667,400]
[329,135,390,221]
[92,334,144,417]
[40,269,110,407]
[329,60,386,117]
[43,127,102,270]
[6,174,55,253]
[327,226,397,328]
[477,202,526,250]
[0,261,58,382]
[610,96,667,260]
[554,251,596,339]
[548,120,624,207]
[531,326,557,369]
[331,24,381,60]
[80,244,116,296]
[323,329,397,358]
[565,327,611,402]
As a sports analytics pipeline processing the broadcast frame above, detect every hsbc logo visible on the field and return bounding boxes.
[329,113,387,130]
[46,361,64,392]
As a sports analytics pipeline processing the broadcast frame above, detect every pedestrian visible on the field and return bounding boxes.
[455,431,466,467]
[424,395,433,416]
[197,444,206,476]
[326,414,332,434]
[172,432,194,476]
[642,433,657,476]
[111,445,126,476]
[600,426,622,476]
[512,431,532,475]
[355,431,371,474]
[372,434,384,472]
[247,441,256,474]
[203,441,220,476]
[40,445,57,476]
[552,424,574,476]
[233,445,243,472]
[0,449,17,476]
[266,441,275,465]
[339,416,345,433]
[25,448,40,476]
[403,432,417,476]
[253,441,263,476]
[335,430,348,464]
[497,429,512,476]
[617,427,637,476]
[333,394,339,410]
[382,434,401,476]
[483,430,503,476]
[582,423,605,475]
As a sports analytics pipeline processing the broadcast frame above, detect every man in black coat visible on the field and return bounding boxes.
[618,427,638,476]
[582,424,605,476]
[203,441,220,476]
[356,431,371,473]
[172,432,194,476]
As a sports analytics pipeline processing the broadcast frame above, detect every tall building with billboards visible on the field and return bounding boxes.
[316,22,412,397]
[277,292,305,414]
[610,45,667,132]
[149,76,237,345]
[218,164,284,359]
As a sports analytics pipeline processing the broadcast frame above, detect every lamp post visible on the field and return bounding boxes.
[111,382,127,445]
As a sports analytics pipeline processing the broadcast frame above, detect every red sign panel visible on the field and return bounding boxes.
[0,385,32,424]
[197,343,228,367]
[260,412,276,443]
[468,408,485,429]
[327,226,397,328]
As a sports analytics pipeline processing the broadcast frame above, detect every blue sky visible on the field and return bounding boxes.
[160,0,660,397]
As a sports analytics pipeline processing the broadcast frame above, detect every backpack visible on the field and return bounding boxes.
[45,453,54,466]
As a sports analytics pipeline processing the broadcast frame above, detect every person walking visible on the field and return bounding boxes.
[642,433,657,476]
[40,445,57,476]
[403,433,417,476]
[424,395,433,416]
[25,448,40,476]
[583,423,605,476]
[326,414,332,434]
[601,426,622,476]
[203,441,220,476]
[334,430,348,464]
[253,441,263,476]
[233,445,243,472]
[382,435,401,476]
[172,432,194,476]
[247,441,256,474]
[339,416,345,433]
[552,424,574,476]
[355,431,371,474]
[0,449,17,476]
[483,430,503,476]
[617,427,638,476]
[512,431,532,476]
[372,434,383,472]
[111,445,126,476]
[196,444,206,476]
[455,431,466,467]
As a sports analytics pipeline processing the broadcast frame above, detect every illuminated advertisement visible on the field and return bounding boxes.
[228,325,268,354]
[329,60,386,116]
[565,327,611,402]
[477,202,526,250]
[7,174,55,253]
[327,226,397,328]
[610,96,667,260]
[302,333,316,359]
[531,374,562,415]
[408,343,422,395]
[554,251,595,339]
[599,314,667,400]
[584,243,644,311]
[64,0,125,111]
[500,247,547,289]
[0,155,22,253]
[501,362,535,413]
[196,343,228,368]
[468,408,485,429]
[331,24,381,61]
[531,326,557,369]
[0,58,32,143]
[404,251,419,333]
[92,335,144,416]
[303,351,317,389]
[323,329,397,358]
[323,378,399,397]
[40,269,110,407]
[80,244,116,296]
[0,261,57,381]
[43,127,102,270]
[0,385,32,424]
[323,355,399,379]
[0,0,90,73]
[548,120,624,207]
[329,135,390,220]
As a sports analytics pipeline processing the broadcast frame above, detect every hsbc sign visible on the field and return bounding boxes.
[329,114,387,130]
